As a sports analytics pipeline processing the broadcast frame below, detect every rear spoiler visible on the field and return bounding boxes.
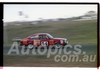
[12,38,22,42]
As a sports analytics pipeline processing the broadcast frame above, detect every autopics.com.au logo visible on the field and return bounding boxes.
[7,42,96,63]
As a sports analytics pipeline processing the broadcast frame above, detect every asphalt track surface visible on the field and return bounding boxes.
[4,44,97,55]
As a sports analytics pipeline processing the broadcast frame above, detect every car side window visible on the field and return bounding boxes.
[31,36,39,39]
[39,35,48,39]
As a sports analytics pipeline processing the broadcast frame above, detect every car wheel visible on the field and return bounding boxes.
[27,44,34,49]
[54,43,63,49]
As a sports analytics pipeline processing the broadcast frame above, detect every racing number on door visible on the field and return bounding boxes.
[41,41,48,46]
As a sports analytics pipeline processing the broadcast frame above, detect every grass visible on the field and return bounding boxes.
[4,55,97,67]
[3,20,97,67]
[4,20,97,46]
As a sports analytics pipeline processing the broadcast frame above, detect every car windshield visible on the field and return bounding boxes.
[47,34,53,38]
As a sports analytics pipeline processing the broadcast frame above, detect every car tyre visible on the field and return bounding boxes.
[27,44,34,49]
[54,43,63,49]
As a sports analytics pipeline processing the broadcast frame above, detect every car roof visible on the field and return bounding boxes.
[27,33,50,38]
[34,33,49,35]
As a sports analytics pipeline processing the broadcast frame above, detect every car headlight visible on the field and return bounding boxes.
[65,39,68,44]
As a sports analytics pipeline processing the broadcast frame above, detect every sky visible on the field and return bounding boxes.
[4,4,97,22]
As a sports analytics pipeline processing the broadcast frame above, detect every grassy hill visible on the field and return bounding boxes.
[4,20,97,46]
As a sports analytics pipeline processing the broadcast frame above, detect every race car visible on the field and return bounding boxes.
[18,33,68,48]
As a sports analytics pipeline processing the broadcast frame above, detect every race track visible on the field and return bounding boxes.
[3,44,97,55]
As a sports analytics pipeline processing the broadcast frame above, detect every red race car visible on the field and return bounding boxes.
[19,33,68,48]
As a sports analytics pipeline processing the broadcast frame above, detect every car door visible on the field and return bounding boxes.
[39,35,49,46]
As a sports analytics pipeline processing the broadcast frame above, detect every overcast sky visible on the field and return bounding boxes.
[3,4,97,22]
